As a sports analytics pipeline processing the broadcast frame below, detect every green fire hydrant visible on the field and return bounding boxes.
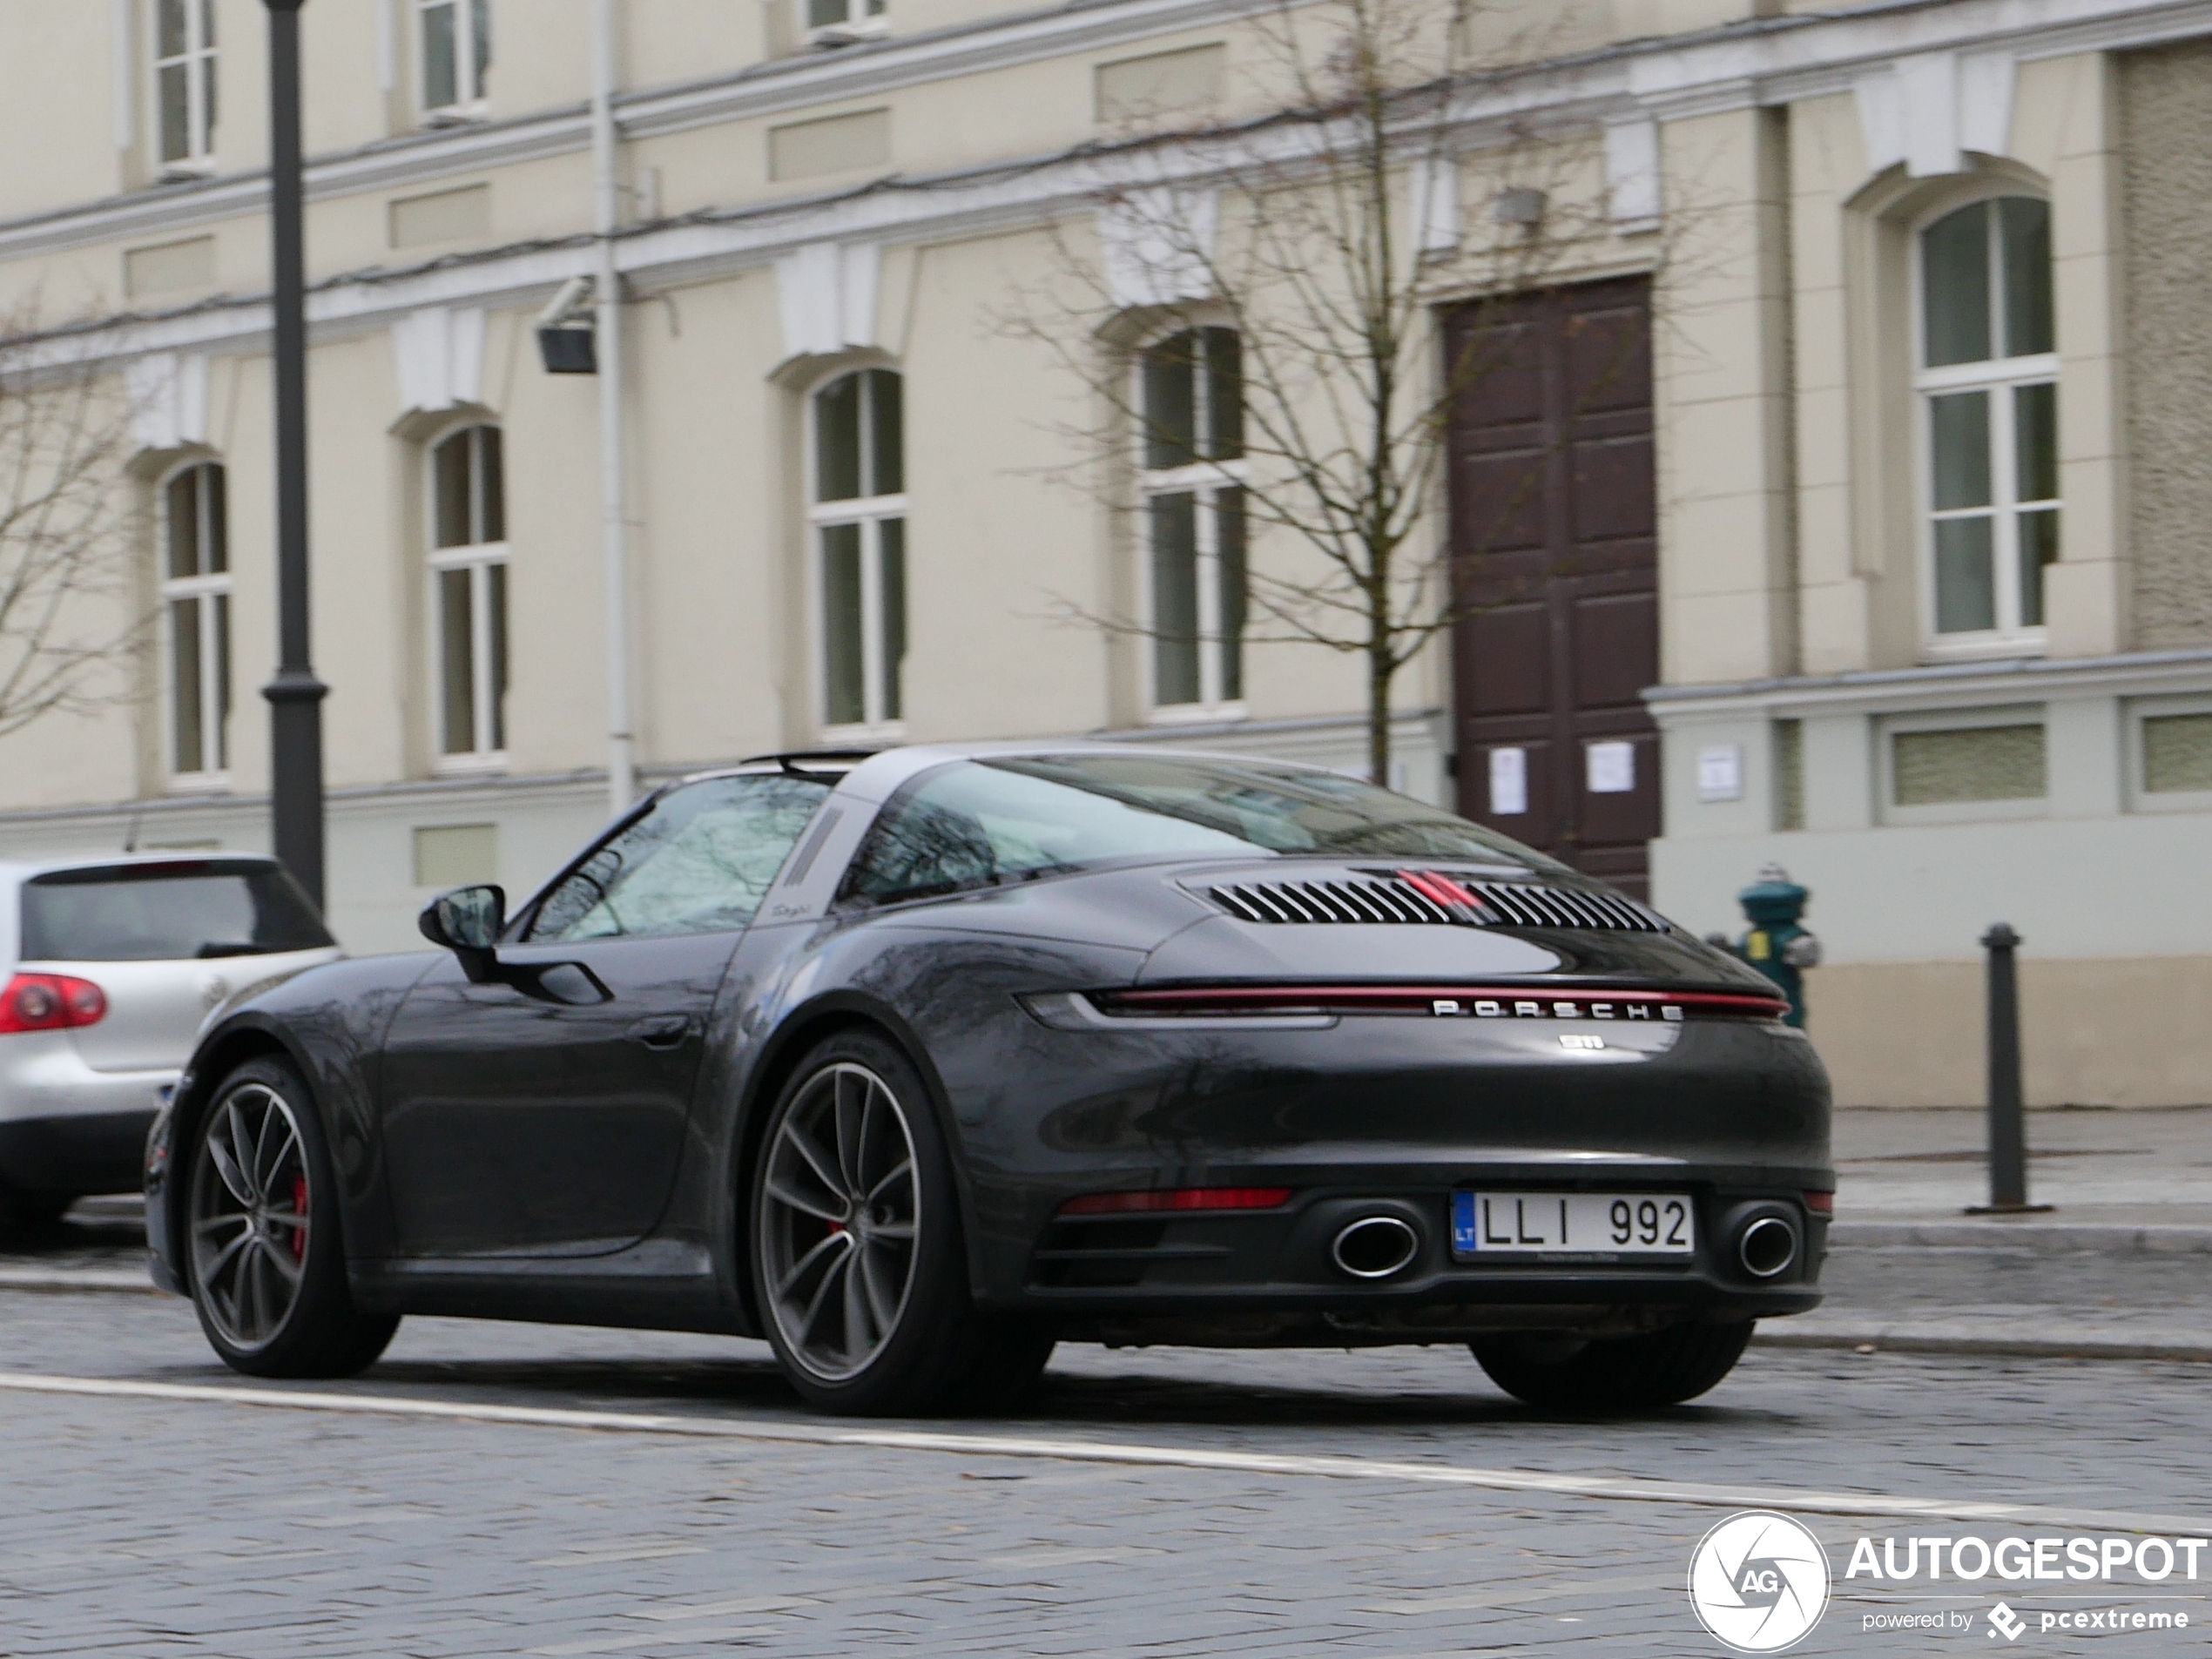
[1732,864,1821,1028]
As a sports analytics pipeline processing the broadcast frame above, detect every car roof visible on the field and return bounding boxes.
[0,850,282,886]
[673,742,1352,807]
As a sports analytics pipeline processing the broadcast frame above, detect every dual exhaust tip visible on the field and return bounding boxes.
[1331,1215,1420,1279]
[1737,1214,1799,1279]
[1326,1210,1802,1282]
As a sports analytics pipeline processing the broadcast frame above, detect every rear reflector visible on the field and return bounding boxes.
[0,972,108,1035]
[1058,1187,1292,1217]
[1804,1190,1835,1217]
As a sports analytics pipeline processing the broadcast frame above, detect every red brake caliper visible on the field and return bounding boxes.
[289,1175,309,1263]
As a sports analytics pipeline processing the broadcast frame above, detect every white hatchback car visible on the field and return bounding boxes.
[0,853,338,1229]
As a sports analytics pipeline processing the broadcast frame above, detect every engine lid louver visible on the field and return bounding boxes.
[1207,871,1665,934]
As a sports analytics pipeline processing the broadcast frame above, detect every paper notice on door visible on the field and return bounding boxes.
[1586,739,1635,794]
[1487,746,1527,816]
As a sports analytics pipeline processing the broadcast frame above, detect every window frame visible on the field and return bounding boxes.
[2127,691,2212,814]
[806,366,907,743]
[1909,192,2060,663]
[803,0,889,44]
[157,458,231,790]
[151,0,218,178]
[426,424,509,772]
[417,0,490,125]
[1135,324,1249,722]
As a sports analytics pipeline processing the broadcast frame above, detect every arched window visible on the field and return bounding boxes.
[428,424,508,760]
[1917,196,2058,647]
[810,368,905,732]
[160,460,229,779]
[1139,327,1245,710]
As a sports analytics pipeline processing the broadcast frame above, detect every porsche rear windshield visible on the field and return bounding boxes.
[842,754,1555,905]
[18,860,334,962]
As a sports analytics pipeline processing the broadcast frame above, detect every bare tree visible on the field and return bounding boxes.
[0,313,147,740]
[1002,0,1659,786]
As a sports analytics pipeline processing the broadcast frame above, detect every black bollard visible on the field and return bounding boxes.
[1969,923,2051,1215]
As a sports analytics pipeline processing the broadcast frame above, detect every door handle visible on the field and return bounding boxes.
[626,1015,694,1050]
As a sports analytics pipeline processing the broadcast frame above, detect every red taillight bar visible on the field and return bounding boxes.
[1804,1190,1835,1217]
[1058,1187,1292,1217]
[1091,985,1790,1020]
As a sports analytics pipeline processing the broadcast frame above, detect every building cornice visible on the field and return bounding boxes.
[10,0,2212,373]
[0,0,1295,266]
[1644,649,2212,719]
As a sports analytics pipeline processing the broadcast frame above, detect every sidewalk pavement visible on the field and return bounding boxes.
[5,1111,2210,1366]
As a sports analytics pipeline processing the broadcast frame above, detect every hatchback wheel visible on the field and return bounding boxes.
[752,1030,1051,1416]
[1472,1319,1754,1410]
[185,1057,398,1378]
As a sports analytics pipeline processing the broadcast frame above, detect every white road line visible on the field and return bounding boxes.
[0,1369,2203,1536]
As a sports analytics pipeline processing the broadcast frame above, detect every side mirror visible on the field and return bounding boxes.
[419,884,506,980]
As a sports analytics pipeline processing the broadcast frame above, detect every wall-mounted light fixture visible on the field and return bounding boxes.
[536,274,598,374]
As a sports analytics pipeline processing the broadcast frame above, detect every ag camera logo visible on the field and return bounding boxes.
[1689,1511,1831,1653]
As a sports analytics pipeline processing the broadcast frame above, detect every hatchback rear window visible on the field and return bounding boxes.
[19,861,334,962]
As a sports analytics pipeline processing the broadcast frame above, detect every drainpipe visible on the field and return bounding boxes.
[593,0,635,816]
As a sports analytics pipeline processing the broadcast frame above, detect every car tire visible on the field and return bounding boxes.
[184,1056,400,1379]
[1471,1319,1755,1410]
[751,1028,1053,1417]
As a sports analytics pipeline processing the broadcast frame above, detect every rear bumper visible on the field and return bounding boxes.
[0,1109,158,1197]
[1001,1170,1827,1340]
[0,1034,175,1196]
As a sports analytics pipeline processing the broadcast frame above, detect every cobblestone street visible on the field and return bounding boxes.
[3,1280,2209,1657]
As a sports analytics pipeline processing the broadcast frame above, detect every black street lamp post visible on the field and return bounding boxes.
[261,0,327,910]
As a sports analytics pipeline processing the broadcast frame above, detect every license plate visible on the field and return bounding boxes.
[1451,1191,1695,1258]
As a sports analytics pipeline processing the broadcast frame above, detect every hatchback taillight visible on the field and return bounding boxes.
[0,972,107,1034]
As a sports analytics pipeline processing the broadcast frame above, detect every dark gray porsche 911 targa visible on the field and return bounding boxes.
[146,745,1831,1415]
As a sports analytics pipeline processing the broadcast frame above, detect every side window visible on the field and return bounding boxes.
[161,460,231,779]
[428,424,509,763]
[1917,195,2058,651]
[421,0,490,120]
[153,0,218,176]
[1140,327,1246,711]
[528,775,832,943]
[811,368,906,733]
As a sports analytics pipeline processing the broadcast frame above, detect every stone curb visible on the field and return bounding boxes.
[1830,1220,2212,1254]
[1753,1325,2212,1364]
[0,1267,158,1295]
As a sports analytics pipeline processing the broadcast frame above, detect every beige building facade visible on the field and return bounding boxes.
[0,0,2206,1106]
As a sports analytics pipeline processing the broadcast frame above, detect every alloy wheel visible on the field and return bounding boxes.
[189,1083,312,1351]
[759,1062,920,1382]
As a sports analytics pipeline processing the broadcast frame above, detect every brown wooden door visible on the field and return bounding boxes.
[1445,277,1660,898]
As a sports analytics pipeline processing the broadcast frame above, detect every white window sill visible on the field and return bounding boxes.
[1144,700,1247,728]
[433,752,509,779]
[808,19,891,49]
[1919,631,2047,666]
[163,772,232,797]
[421,101,490,129]
[156,158,218,184]
[820,720,905,749]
